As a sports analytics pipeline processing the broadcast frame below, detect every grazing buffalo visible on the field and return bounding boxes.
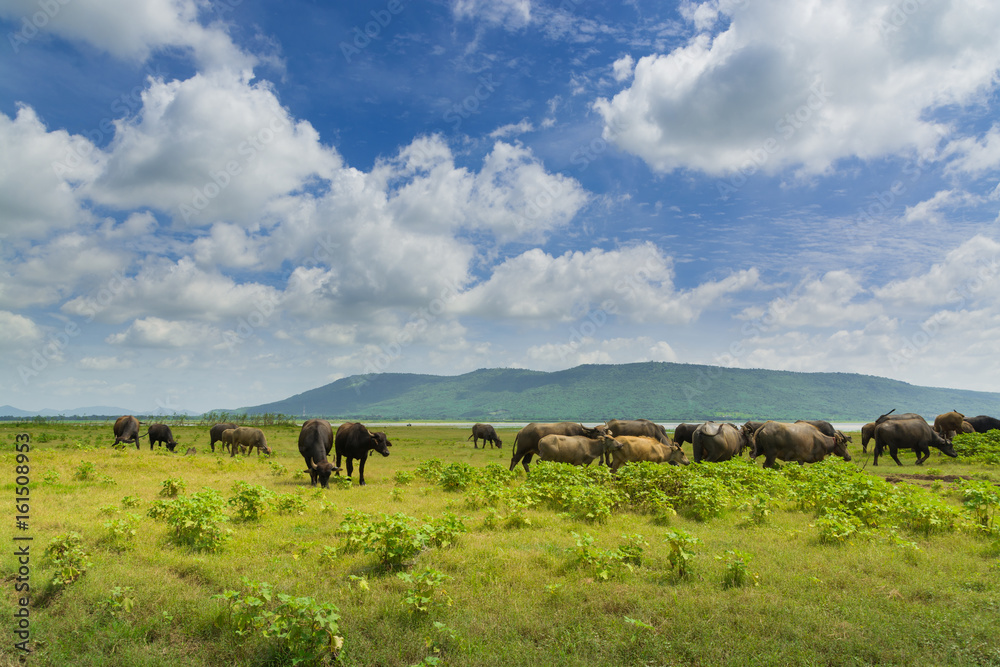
[692,422,748,463]
[509,422,607,473]
[220,428,237,454]
[468,423,502,449]
[335,422,392,486]
[795,420,852,447]
[298,419,340,488]
[148,423,178,452]
[751,421,852,469]
[209,422,238,452]
[231,427,270,457]
[875,411,927,424]
[961,421,975,434]
[609,435,690,472]
[537,433,623,467]
[873,418,958,466]
[966,415,1000,433]
[861,422,877,453]
[672,423,701,446]
[933,410,965,442]
[606,419,672,444]
[112,415,144,449]
[605,419,673,467]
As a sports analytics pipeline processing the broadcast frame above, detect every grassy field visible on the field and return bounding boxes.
[2,422,1000,666]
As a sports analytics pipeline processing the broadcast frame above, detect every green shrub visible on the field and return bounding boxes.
[228,481,275,522]
[663,529,699,579]
[159,477,186,498]
[273,492,307,516]
[717,549,759,588]
[957,479,1000,532]
[438,462,478,492]
[43,532,91,587]
[102,513,140,551]
[398,567,453,614]
[148,488,231,552]
[952,431,1000,465]
[814,509,866,544]
[415,458,444,483]
[215,579,344,666]
[365,513,427,569]
[72,461,96,481]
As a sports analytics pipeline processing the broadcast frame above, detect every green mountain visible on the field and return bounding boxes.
[235,362,1000,422]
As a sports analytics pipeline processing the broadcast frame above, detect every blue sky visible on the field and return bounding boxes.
[2,0,1000,414]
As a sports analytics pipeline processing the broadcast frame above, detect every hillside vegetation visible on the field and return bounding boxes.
[238,362,1000,422]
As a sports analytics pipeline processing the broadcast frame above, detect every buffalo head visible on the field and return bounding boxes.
[307,458,339,488]
[371,431,392,457]
[930,431,958,458]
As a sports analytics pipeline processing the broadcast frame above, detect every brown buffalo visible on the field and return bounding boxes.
[933,410,965,442]
[220,428,237,454]
[509,422,607,473]
[609,435,690,472]
[874,418,958,466]
[861,422,877,453]
[209,422,238,452]
[692,422,748,463]
[112,415,144,449]
[468,423,502,449]
[751,421,851,469]
[231,427,270,457]
[537,433,623,467]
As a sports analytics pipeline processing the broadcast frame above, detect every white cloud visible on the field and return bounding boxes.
[452,0,531,30]
[742,270,882,329]
[526,336,677,370]
[944,125,1000,175]
[105,316,220,348]
[0,0,255,72]
[611,54,635,82]
[0,311,42,347]
[61,257,282,325]
[593,0,1000,175]
[0,106,103,240]
[77,356,134,370]
[874,235,1000,308]
[489,119,534,138]
[453,243,759,324]
[89,70,341,227]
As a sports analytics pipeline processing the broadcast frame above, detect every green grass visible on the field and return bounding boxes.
[3,423,1000,666]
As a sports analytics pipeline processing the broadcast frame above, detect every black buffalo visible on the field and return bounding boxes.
[873,418,958,466]
[335,422,392,486]
[209,422,238,452]
[148,423,178,452]
[112,415,144,449]
[965,415,1000,433]
[298,419,340,488]
[468,423,502,449]
[672,423,700,446]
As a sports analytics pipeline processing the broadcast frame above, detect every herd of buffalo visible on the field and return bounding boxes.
[108,409,1000,487]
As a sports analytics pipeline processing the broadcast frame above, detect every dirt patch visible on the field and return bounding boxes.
[884,473,972,483]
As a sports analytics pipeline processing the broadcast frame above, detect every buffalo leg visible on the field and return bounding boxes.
[335,451,343,476]
[890,446,904,466]
[344,456,355,481]
[357,453,369,486]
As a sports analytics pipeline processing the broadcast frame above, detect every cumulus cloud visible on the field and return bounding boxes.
[594,0,1000,175]
[61,257,282,325]
[526,336,677,371]
[89,70,341,226]
[0,0,255,72]
[874,235,1000,308]
[0,311,42,347]
[0,106,103,240]
[741,270,882,330]
[453,243,759,324]
[105,316,220,348]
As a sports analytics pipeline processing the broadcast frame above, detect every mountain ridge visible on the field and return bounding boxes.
[232,362,1000,422]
